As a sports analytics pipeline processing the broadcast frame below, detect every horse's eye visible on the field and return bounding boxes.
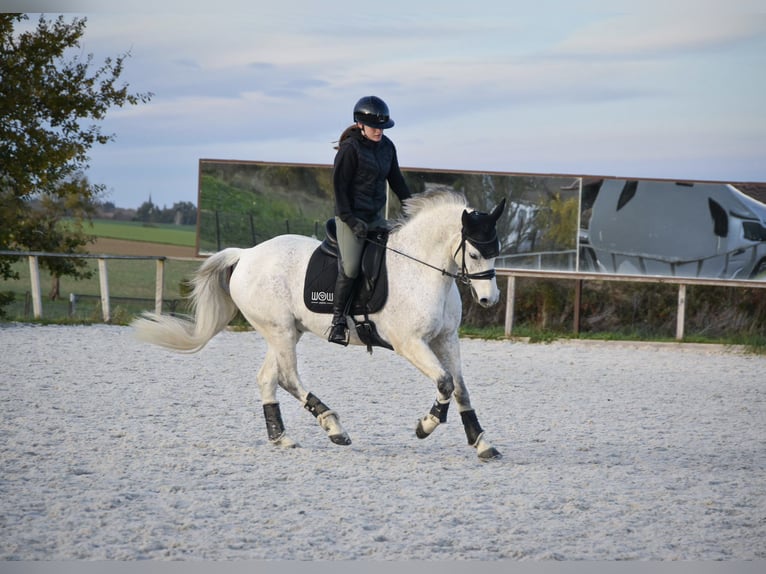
[469,252,479,261]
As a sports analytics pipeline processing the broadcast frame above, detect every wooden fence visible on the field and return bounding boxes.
[3,250,766,339]
[0,251,201,323]
[497,268,766,340]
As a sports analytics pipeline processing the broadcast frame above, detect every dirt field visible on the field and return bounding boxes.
[1,325,764,560]
[86,238,199,258]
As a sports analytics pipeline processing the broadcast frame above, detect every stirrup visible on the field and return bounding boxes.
[328,322,349,346]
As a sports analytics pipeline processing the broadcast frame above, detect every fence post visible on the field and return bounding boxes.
[28,255,42,319]
[573,279,582,335]
[98,258,111,323]
[215,210,221,251]
[676,283,686,340]
[504,275,516,337]
[155,258,165,314]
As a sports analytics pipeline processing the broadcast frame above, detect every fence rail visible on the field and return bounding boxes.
[4,250,766,339]
[496,267,766,340]
[0,250,201,322]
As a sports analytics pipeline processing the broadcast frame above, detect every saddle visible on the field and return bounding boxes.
[303,219,392,351]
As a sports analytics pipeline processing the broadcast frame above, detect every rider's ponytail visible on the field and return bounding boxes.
[333,124,360,149]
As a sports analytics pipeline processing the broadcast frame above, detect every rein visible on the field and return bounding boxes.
[366,235,496,285]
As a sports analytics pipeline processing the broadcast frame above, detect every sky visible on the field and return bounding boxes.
[10,0,766,209]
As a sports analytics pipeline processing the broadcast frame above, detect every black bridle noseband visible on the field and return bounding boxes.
[451,233,499,285]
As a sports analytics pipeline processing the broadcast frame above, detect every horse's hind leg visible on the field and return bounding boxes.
[302,392,351,446]
[258,348,299,448]
[259,338,352,447]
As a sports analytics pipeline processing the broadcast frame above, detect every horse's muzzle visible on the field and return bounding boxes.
[471,285,500,308]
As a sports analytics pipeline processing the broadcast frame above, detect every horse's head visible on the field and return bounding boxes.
[458,198,506,307]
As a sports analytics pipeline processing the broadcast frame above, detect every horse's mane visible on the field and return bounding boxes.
[391,189,467,231]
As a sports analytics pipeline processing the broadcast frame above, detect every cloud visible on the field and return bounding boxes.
[550,8,766,59]
[20,1,764,208]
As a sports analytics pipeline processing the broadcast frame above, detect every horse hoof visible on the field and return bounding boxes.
[478,447,502,460]
[330,433,352,445]
[415,414,440,439]
[271,435,300,449]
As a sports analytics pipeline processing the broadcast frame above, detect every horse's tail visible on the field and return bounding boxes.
[132,248,242,353]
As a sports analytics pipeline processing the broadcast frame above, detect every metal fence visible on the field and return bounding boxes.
[198,209,327,253]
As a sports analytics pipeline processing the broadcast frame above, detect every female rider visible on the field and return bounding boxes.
[328,96,412,345]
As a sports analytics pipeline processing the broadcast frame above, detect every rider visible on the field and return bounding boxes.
[328,95,412,345]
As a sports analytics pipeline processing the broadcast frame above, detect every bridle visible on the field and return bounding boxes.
[452,232,499,285]
[367,227,498,286]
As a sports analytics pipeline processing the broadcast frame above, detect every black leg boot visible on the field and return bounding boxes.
[328,270,356,346]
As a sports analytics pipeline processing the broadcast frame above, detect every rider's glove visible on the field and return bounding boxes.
[351,219,368,239]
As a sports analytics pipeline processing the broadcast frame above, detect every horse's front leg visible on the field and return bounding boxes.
[431,333,502,460]
[415,382,453,439]
[396,338,455,439]
[457,409,500,460]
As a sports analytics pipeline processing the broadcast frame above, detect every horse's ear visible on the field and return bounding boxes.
[462,209,470,225]
[491,198,506,222]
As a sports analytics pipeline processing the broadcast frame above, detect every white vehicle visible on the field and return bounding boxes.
[582,179,766,280]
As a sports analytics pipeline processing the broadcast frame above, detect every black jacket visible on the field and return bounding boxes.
[332,128,411,226]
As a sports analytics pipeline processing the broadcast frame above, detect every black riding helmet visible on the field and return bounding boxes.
[353,96,395,129]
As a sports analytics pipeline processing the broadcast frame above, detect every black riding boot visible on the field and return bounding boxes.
[328,270,356,346]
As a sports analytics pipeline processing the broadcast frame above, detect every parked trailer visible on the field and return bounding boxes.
[582,179,766,279]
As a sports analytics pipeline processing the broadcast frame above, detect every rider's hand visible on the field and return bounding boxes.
[351,220,368,239]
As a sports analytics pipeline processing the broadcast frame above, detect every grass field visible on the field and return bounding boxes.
[2,219,201,323]
[2,256,200,323]
[84,219,197,247]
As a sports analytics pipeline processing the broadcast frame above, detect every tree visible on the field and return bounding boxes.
[168,201,197,225]
[0,14,152,313]
[134,198,159,223]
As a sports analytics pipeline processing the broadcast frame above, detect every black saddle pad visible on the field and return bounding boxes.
[303,223,389,315]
